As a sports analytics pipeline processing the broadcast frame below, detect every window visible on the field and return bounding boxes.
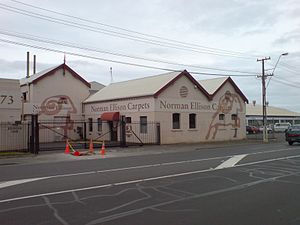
[140,116,147,133]
[88,118,93,132]
[231,114,237,121]
[173,113,180,129]
[126,117,132,123]
[22,92,27,102]
[219,114,225,120]
[97,118,102,132]
[189,114,196,129]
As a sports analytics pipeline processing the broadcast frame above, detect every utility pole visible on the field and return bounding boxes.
[257,57,271,143]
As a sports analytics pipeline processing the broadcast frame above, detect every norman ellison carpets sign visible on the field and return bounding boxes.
[89,99,218,113]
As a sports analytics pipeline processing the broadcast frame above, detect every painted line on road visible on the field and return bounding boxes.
[0,178,45,189]
[215,154,247,169]
[1,146,299,189]
[1,154,300,203]
[0,168,213,203]
[0,155,229,189]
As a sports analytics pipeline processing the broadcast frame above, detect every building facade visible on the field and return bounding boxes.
[20,63,92,142]
[0,78,22,122]
[246,103,300,126]
[1,65,249,146]
[84,70,248,144]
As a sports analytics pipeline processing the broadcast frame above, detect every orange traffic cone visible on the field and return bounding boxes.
[89,138,94,154]
[101,141,106,155]
[64,140,70,154]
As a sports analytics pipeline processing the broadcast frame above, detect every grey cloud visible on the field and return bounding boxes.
[273,29,300,46]
[0,58,53,79]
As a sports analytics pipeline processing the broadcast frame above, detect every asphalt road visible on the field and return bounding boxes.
[1,141,300,225]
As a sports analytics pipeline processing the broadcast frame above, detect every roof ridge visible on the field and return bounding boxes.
[109,70,183,85]
[198,76,229,82]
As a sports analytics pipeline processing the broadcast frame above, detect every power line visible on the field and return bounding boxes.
[280,61,300,70]
[0,29,259,75]
[0,38,257,77]
[276,62,299,75]
[0,3,257,59]
[272,77,300,89]
[10,0,261,58]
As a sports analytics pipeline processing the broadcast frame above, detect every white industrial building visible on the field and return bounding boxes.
[84,70,249,144]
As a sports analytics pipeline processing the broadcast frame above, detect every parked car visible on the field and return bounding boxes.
[258,125,273,133]
[246,125,259,134]
[285,125,300,145]
[274,122,291,132]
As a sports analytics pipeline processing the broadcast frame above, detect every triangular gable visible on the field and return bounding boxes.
[210,77,248,103]
[154,70,212,100]
[20,64,91,88]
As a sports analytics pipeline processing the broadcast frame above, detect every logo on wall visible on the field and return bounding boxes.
[179,86,188,98]
[205,91,243,140]
[39,95,77,116]
[39,95,78,139]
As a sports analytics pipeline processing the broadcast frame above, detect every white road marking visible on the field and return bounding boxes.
[0,155,227,189]
[0,168,213,203]
[1,154,300,204]
[215,154,248,169]
[0,146,299,189]
[0,178,45,189]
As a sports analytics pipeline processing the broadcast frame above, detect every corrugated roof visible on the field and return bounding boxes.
[84,71,182,103]
[90,81,105,91]
[247,104,300,117]
[20,65,58,86]
[198,77,228,95]
[19,64,91,88]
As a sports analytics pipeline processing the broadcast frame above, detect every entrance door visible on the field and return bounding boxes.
[109,121,118,141]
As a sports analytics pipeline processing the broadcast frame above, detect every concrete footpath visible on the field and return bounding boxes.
[0,139,278,166]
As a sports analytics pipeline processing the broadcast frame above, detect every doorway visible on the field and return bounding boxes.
[109,121,118,141]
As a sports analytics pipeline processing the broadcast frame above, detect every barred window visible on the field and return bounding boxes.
[189,114,196,129]
[231,114,237,120]
[126,117,132,123]
[173,113,180,129]
[97,118,102,132]
[219,114,225,120]
[88,118,93,132]
[140,116,147,133]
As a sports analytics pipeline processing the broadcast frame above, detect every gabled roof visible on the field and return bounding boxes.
[198,77,227,95]
[90,81,105,91]
[84,70,211,103]
[246,104,300,117]
[199,76,249,103]
[20,63,91,88]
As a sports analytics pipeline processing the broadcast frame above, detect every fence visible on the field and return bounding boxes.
[124,122,160,146]
[38,119,161,151]
[1,116,161,152]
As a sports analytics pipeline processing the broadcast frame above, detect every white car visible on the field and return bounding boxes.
[274,123,291,132]
[259,126,273,133]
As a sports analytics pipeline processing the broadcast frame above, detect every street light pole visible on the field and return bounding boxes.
[272,53,288,75]
[257,57,271,143]
[266,52,289,88]
[257,53,288,143]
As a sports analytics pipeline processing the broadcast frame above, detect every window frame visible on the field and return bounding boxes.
[88,118,93,132]
[189,113,196,129]
[172,113,180,129]
[231,114,237,121]
[140,116,147,133]
[97,118,102,132]
[219,114,225,121]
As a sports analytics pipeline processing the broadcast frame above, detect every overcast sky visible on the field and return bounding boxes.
[0,0,299,112]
